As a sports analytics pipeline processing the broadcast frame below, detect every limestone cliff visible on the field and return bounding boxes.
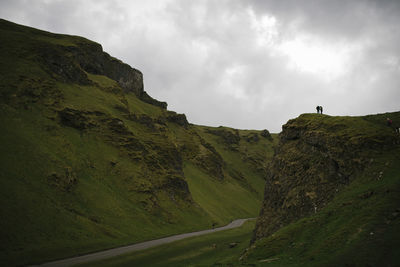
[70,42,167,109]
[5,18,167,109]
[253,113,400,241]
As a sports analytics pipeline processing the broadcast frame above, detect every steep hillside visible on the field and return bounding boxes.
[0,19,275,266]
[244,112,400,266]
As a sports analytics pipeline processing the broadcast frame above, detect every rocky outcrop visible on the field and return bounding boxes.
[73,42,167,109]
[58,108,99,129]
[193,138,226,180]
[206,127,240,150]
[37,44,92,85]
[260,129,273,141]
[127,113,167,132]
[166,111,189,128]
[139,91,167,109]
[37,37,167,109]
[253,114,398,242]
[71,42,143,95]
[244,133,260,143]
[159,175,193,203]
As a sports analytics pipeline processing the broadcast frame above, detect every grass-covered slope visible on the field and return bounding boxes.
[75,113,400,267]
[244,112,400,266]
[0,19,275,266]
[186,126,276,223]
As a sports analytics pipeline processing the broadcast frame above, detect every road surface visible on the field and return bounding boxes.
[36,218,252,267]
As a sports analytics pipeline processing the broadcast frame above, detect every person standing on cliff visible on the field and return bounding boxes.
[387,118,393,127]
[320,106,323,114]
[316,106,320,114]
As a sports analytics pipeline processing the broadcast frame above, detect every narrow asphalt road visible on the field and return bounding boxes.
[36,218,253,267]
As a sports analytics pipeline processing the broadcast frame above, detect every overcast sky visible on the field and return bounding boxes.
[1,0,399,132]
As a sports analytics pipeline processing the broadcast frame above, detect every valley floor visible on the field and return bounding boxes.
[80,220,257,267]
[39,219,252,267]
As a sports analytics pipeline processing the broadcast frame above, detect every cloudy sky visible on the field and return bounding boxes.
[1,0,399,132]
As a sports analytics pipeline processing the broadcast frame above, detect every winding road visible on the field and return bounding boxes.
[36,218,252,267]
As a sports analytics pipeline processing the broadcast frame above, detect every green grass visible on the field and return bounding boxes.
[0,19,270,266]
[184,163,261,226]
[286,113,400,144]
[4,18,398,267]
[244,147,400,267]
[0,104,209,265]
[80,220,256,267]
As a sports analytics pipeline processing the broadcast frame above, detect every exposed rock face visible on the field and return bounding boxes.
[253,114,398,241]
[166,111,189,128]
[194,138,226,180]
[38,40,167,109]
[72,43,143,95]
[160,175,193,203]
[127,113,167,131]
[206,127,241,150]
[260,129,273,141]
[38,44,92,85]
[139,91,167,109]
[58,108,98,130]
[245,132,260,143]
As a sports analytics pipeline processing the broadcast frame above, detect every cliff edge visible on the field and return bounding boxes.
[254,112,400,240]
[246,112,400,266]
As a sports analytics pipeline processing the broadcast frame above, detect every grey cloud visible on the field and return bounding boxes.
[0,0,399,132]
[246,0,400,40]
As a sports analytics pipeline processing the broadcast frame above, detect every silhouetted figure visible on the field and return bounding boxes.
[316,106,320,114]
[320,106,323,114]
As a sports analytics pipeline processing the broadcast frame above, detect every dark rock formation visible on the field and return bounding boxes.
[58,108,100,129]
[139,91,167,109]
[36,38,166,109]
[194,138,226,180]
[71,42,167,109]
[159,175,193,203]
[206,127,240,150]
[260,129,273,141]
[127,113,166,131]
[71,43,143,94]
[37,44,92,85]
[245,133,260,143]
[166,111,189,128]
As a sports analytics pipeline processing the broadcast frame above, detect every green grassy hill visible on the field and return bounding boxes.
[76,113,400,267]
[3,18,396,267]
[0,19,275,266]
[244,112,400,266]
